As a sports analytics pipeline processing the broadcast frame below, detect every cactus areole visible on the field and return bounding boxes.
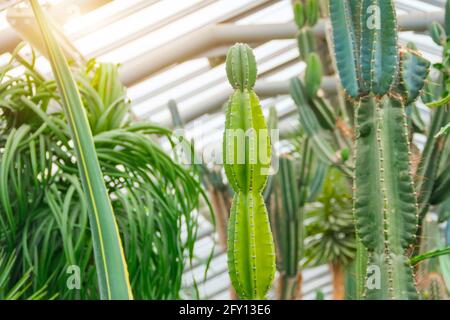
[223,43,276,299]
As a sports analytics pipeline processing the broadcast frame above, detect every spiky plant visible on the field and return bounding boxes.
[223,43,275,299]
[266,106,305,300]
[328,0,435,299]
[0,251,49,300]
[305,168,355,299]
[0,39,206,300]
[268,154,304,300]
[288,0,450,300]
[292,0,319,61]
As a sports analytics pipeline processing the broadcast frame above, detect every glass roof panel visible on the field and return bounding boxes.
[72,0,200,56]
[236,1,293,24]
[64,0,145,36]
[98,0,258,63]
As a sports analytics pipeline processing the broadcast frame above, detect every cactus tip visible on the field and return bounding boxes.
[226,43,257,90]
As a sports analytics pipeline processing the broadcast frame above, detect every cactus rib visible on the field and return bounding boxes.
[329,0,422,299]
[329,0,362,98]
[354,96,418,299]
[360,0,398,95]
[397,48,431,105]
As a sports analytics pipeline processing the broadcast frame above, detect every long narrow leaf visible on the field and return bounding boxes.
[29,0,132,300]
[435,122,450,138]
[411,246,450,265]
[427,94,450,108]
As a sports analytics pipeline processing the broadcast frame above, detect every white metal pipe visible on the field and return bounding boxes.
[0,0,24,12]
[120,11,444,86]
[159,76,338,126]
[0,0,111,54]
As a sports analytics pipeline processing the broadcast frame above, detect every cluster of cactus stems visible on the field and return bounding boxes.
[291,0,354,178]
[328,0,434,299]
[173,0,450,301]
[293,0,319,61]
[289,57,352,177]
[418,9,450,219]
[288,0,450,300]
[263,106,306,300]
[269,154,304,300]
[223,43,275,299]
[290,0,356,300]
[216,0,450,301]
[168,100,233,250]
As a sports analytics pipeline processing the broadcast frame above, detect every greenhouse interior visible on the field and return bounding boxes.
[0,0,449,302]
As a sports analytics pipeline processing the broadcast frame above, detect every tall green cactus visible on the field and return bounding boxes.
[289,75,351,177]
[329,0,431,299]
[419,8,450,214]
[223,43,275,299]
[269,155,304,300]
[267,107,306,300]
[290,0,353,177]
[293,0,319,60]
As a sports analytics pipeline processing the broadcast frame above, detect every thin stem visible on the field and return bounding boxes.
[427,94,450,108]
[410,246,450,265]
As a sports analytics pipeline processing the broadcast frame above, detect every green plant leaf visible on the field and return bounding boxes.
[427,94,450,108]
[435,122,450,138]
[29,0,132,299]
[411,246,450,265]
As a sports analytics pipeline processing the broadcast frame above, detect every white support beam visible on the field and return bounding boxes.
[0,0,111,54]
[120,11,444,86]
[158,76,338,126]
[7,5,85,63]
[0,0,24,12]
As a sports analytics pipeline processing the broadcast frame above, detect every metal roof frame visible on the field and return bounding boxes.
[119,10,443,86]
[0,0,110,54]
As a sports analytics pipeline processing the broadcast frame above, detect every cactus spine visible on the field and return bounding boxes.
[329,0,431,299]
[223,43,275,299]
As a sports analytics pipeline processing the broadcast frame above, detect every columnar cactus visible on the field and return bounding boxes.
[265,107,309,300]
[269,154,303,300]
[293,0,319,60]
[265,106,308,299]
[223,43,276,299]
[290,0,352,177]
[329,0,430,299]
[417,11,450,216]
[289,72,351,177]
